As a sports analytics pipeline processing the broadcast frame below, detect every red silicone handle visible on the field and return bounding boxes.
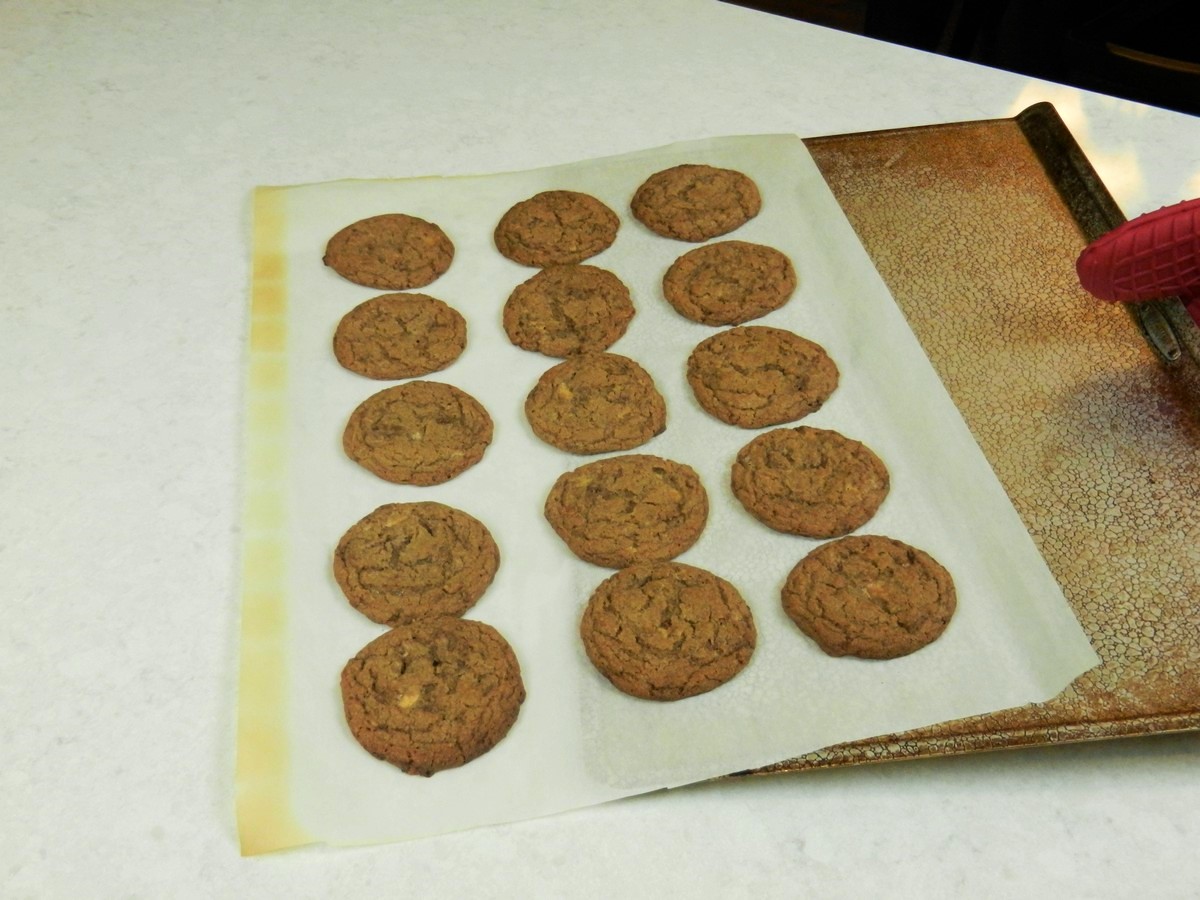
[1076,197,1200,304]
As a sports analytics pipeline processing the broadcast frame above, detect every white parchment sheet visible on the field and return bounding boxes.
[258,135,1099,846]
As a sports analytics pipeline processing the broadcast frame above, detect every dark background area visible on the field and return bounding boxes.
[724,0,1199,117]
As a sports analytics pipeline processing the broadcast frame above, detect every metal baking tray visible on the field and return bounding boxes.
[749,102,1199,774]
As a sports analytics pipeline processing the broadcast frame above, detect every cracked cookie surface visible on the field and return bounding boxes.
[662,240,796,326]
[340,618,525,776]
[343,381,493,485]
[494,190,619,267]
[525,352,666,454]
[333,502,500,626]
[782,535,956,659]
[731,426,889,538]
[324,213,454,290]
[580,561,756,700]
[631,163,761,242]
[687,325,839,428]
[544,454,708,568]
[503,265,634,357]
[333,293,467,380]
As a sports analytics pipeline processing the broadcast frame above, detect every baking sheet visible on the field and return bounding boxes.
[236,134,1099,853]
[766,106,1200,772]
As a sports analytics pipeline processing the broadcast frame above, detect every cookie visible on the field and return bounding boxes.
[662,241,796,326]
[333,502,500,626]
[544,454,708,568]
[686,325,839,428]
[503,265,635,357]
[782,535,957,659]
[343,381,493,485]
[731,426,889,538]
[341,618,525,776]
[630,163,761,242]
[494,190,620,267]
[525,353,666,454]
[324,213,454,290]
[580,562,757,701]
[333,293,467,380]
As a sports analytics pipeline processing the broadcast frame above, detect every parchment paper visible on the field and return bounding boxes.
[238,135,1099,850]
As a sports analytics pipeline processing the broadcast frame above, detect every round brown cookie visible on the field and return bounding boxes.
[544,454,708,568]
[343,381,493,485]
[333,502,500,626]
[525,353,666,454]
[333,293,467,380]
[494,190,620,267]
[782,535,957,659]
[662,241,796,326]
[324,213,454,290]
[580,562,757,701]
[686,325,839,428]
[630,163,761,242]
[503,265,635,357]
[731,426,889,538]
[341,618,525,776]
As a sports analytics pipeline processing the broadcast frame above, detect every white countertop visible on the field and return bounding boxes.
[3,1,1198,896]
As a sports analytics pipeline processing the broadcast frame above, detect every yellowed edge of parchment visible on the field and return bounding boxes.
[234,187,314,856]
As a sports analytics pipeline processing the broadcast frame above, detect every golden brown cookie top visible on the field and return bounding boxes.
[544,454,708,568]
[782,535,957,659]
[524,353,666,455]
[333,502,500,626]
[580,561,757,701]
[503,265,635,358]
[662,241,796,326]
[494,190,620,267]
[342,381,493,485]
[631,163,761,242]
[324,213,454,290]
[333,293,467,380]
[686,325,839,428]
[340,618,525,776]
[731,426,889,538]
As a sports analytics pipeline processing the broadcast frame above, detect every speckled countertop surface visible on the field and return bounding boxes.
[3,1,1199,896]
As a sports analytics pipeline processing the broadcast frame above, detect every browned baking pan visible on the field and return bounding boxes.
[751,103,1200,773]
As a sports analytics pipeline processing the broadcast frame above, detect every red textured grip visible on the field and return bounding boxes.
[1076,197,1200,303]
